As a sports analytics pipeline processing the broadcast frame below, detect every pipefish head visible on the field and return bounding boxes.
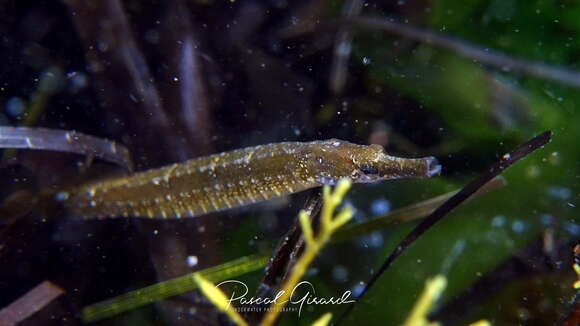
[309,139,441,185]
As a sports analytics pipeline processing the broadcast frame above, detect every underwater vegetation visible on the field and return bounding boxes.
[0,0,579,325]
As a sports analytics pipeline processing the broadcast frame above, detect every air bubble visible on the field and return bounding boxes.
[187,255,199,267]
[491,215,506,227]
[511,220,526,233]
[352,282,366,297]
[370,199,391,215]
[55,192,69,201]
[332,265,349,282]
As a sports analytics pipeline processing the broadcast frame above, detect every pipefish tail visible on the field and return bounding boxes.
[55,139,441,219]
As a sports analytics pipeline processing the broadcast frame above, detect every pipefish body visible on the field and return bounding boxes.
[55,139,441,219]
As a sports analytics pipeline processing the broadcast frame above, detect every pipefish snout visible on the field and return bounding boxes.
[56,139,441,219]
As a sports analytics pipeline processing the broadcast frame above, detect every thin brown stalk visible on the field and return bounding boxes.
[347,17,580,88]
[0,126,133,171]
[0,281,64,326]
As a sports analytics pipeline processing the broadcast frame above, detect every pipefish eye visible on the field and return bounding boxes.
[359,164,379,175]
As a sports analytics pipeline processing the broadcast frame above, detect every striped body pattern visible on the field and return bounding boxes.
[59,140,440,219]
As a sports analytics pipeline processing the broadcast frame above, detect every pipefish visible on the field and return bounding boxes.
[54,139,441,219]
